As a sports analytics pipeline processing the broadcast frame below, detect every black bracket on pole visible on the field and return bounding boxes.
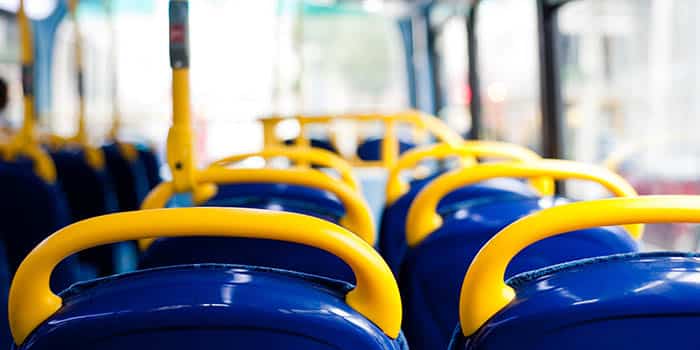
[169,1,190,69]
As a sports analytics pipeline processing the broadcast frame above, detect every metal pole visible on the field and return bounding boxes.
[537,0,566,194]
[466,3,482,139]
[537,0,564,160]
[424,5,442,117]
[398,18,418,109]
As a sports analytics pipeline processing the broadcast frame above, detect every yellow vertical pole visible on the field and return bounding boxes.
[261,118,279,148]
[167,0,197,193]
[68,0,87,144]
[294,117,311,167]
[381,117,398,168]
[17,0,34,144]
[105,0,121,141]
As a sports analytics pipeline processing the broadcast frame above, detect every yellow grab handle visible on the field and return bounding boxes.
[405,159,641,247]
[385,141,553,204]
[139,167,375,248]
[459,195,700,336]
[260,111,464,168]
[9,208,402,344]
[209,146,361,192]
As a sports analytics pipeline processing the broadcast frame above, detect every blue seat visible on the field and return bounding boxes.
[50,149,120,276]
[0,242,11,349]
[101,143,150,211]
[0,161,80,291]
[12,208,405,350]
[401,196,638,350]
[379,178,538,275]
[140,183,355,283]
[20,264,405,350]
[284,138,339,154]
[357,138,415,161]
[136,146,162,190]
[449,252,700,350]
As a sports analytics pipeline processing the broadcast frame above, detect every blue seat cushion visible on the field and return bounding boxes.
[101,143,150,211]
[451,252,700,350]
[20,264,407,350]
[0,161,81,291]
[357,138,416,161]
[379,178,540,275]
[140,183,353,283]
[399,197,638,350]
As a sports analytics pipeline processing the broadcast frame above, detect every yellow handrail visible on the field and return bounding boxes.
[459,195,700,336]
[138,167,376,249]
[385,141,553,205]
[9,208,402,344]
[405,159,642,247]
[209,146,361,192]
[258,110,464,168]
[1,0,56,182]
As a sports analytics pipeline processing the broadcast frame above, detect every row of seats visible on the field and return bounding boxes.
[0,3,163,348]
[6,1,700,349]
[9,133,700,350]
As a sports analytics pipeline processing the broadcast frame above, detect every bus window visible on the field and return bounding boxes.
[293,5,410,114]
[51,1,409,164]
[52,1,279,162]
[432,7,470,136]
[559,0,700,250]
[476,0,541,151]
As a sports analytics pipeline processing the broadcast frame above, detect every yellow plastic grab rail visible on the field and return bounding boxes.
[209,146,361,192]
[385,141,554,205]
[259,110,464,168]
[9,208,402,344]
[139,167,375,249]
[459,195,700,336]
[405,159,642,247]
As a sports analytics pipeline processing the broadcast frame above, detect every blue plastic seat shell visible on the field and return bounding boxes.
[451,253,700,350]
[20,264,407,350]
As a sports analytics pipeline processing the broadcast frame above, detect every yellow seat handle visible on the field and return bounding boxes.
[260,111,464,168]
[406,159,642,247]
[9,208,402,345]
[139,167,375,248]
[459,195,700,336]
[209,146,361,192]
[385,141,554,204]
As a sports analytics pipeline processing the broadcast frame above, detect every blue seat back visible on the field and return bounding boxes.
[136,147,162,190]
[140,183,354,283]
[379,178,539,275]
[19,265,407,350]
[0,161,80,291]
[101,144,150,211]
[284,138,339,154]
[50,149,125,277]
[400,197,638,350]
[450,253,700,350]
[0,242,11,349]
[357,138,415,161]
